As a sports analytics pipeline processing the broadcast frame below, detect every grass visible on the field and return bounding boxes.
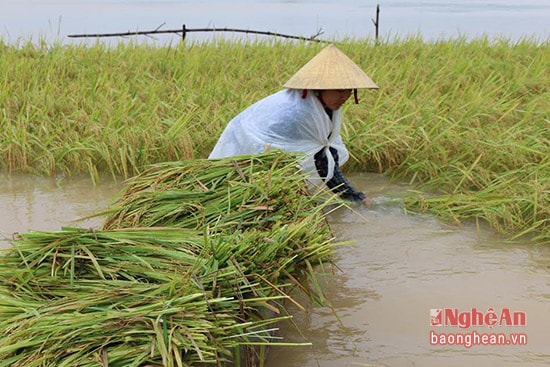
[0,36,548,242]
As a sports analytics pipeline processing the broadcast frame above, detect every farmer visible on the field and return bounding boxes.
[209,44,378,206]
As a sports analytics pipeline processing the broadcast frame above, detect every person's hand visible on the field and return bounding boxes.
[361,196,373,208]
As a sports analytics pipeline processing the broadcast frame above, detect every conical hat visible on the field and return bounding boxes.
[283,44,378,90]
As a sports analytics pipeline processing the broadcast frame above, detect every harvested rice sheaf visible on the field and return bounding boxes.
[99,150,334,231]
[0,151,344,366]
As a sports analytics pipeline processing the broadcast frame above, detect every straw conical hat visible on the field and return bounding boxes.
[283,44,378,90]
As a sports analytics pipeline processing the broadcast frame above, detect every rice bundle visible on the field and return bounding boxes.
[0,151,344,366]
[98,151,329,231]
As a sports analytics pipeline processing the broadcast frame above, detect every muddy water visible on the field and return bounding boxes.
[0,174,120,248]
[0,173,548,366]
[265,174,550,367]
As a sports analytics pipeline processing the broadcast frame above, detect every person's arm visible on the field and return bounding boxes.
[326,163,367,201]
[314,147,372,205]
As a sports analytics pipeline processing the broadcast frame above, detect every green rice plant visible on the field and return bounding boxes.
[0,224,334,365]
[0,38,310,178]
[0,280,281,367]
[95,150,339,234]
[342,36,549,242]
[403,157,549,243]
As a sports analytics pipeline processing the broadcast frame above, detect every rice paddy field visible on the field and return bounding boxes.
[1,36,548,243]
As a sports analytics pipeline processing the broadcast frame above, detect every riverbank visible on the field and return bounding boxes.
[1,38,548,242]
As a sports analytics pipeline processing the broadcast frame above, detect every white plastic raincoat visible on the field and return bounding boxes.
[208,89,350,182]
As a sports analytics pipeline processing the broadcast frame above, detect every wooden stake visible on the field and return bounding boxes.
[68,25,327,43]
[372,4,380,44]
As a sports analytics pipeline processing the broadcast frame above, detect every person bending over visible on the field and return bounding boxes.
[209,44,378,206]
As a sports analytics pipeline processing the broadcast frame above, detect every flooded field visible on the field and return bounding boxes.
[0,174,120,247]
[265,174,550,367]
[1,173,548,366]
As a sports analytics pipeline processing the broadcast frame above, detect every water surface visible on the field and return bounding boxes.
[264,174,550,367]
[1,173,548,366]
[0,174,119,247]
[1,0,549,45]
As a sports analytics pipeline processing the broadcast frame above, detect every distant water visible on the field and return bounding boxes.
[1,0,549,45]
